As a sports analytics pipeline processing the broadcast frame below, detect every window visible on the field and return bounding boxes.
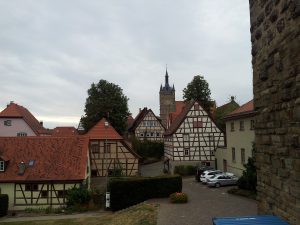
[0,161,4,171]
[4,120,11,126]
[41,191,48,198]
[17,132,27,137]
[232,148,236,162]
[241,148,245,164]
[57,190,64,198]
[230,122,234,132]
[140,133,144,137]
[104,143,111,154]
[150,132,154,137]
[240,121,244,131]
[156,132,160,137]
[184,148,189,156]
[193,121,203,128]
[250,120,255,130]
[91,144,99,154]
[28,160,35,167]
[146,133,150,137]
[194,103,199,110]
[183,134,189,142]
[211,151,215,156]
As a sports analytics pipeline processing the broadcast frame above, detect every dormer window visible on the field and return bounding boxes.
[4,120,11,126]
[0,161,4,171]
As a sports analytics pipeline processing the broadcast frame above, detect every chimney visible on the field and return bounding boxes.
[231,96,235,101]
[40,121,43,126]
[7,101,14,107]
[139,108,142,113]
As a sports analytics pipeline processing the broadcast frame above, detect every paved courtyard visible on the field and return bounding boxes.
[148,177,257,225]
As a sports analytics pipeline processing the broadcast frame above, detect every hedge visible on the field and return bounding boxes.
[108,175,182,211]
[131,138,164,160]
[0,194,8,217]
[174,165,197,176]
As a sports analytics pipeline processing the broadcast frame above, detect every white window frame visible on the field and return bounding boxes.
[184,148,189,156]
[0,161,5,171]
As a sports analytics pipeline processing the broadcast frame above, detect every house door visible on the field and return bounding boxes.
[223,159,227,172]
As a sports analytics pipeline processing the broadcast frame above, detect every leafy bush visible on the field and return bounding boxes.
[0,194,8,217]
[108,175,182,211]
[170,192,188,203]
[131,138,164,160]
[237,157,257,191]
[174,165,197,176]
[66,185,91,207]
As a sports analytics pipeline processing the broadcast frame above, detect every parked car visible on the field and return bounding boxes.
[207,173,238,188]
[195,166,213,182]
[200,170,223,183]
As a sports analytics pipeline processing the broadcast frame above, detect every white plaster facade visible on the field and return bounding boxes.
[216,116,255,177]
[0,118,36,137]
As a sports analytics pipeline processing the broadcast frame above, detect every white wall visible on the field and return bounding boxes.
[0,118,36,136]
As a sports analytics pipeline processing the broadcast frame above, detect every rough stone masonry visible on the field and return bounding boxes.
[249,0,300,224]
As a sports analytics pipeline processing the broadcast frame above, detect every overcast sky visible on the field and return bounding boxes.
[0,0,253,128]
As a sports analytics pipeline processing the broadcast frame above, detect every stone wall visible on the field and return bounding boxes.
[249,0,300,224]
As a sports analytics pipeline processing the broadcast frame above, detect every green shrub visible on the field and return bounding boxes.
[131,138,164,160]
[169,192,188,203]
[238,157,257,192]
[0,194,8,217]
[174,165,197,176]
[108,175,182,211]
[66,185,91,207]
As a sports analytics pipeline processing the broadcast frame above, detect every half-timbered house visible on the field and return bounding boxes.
[164,100,225,172]
[128,108,165,141]
[0,136,89,210]
[86,118,140,177]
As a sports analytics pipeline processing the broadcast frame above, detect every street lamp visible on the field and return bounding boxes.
[104,121,110,209]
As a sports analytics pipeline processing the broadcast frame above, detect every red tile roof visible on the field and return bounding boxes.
[85,118,123,140]
[168,101,186,125]
[0,102,48,135]
[52,127,78,136]
[225,100,256,120]
[0,136,88,182]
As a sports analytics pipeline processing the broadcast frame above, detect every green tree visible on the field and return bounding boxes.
[81,80,129,134]
[183,75,212,109]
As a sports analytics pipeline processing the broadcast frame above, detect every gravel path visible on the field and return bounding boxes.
[148,177,257,225]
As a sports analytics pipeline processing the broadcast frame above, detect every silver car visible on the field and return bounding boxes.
[200,170,223,183]
[207,173,238,187]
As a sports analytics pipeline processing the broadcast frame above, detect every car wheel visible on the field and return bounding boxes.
[215,183,221,188]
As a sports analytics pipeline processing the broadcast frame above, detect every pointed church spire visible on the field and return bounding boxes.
[165,65,169,88]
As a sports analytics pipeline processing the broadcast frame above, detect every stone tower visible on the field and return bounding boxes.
[250,1,300,224]
[159,69,175,127]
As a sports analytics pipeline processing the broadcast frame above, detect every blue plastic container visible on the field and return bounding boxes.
[212,215,290,225]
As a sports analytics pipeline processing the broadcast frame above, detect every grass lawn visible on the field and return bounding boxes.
[1,203,158,225]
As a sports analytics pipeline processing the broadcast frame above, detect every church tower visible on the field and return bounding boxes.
[159,68,175,127]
